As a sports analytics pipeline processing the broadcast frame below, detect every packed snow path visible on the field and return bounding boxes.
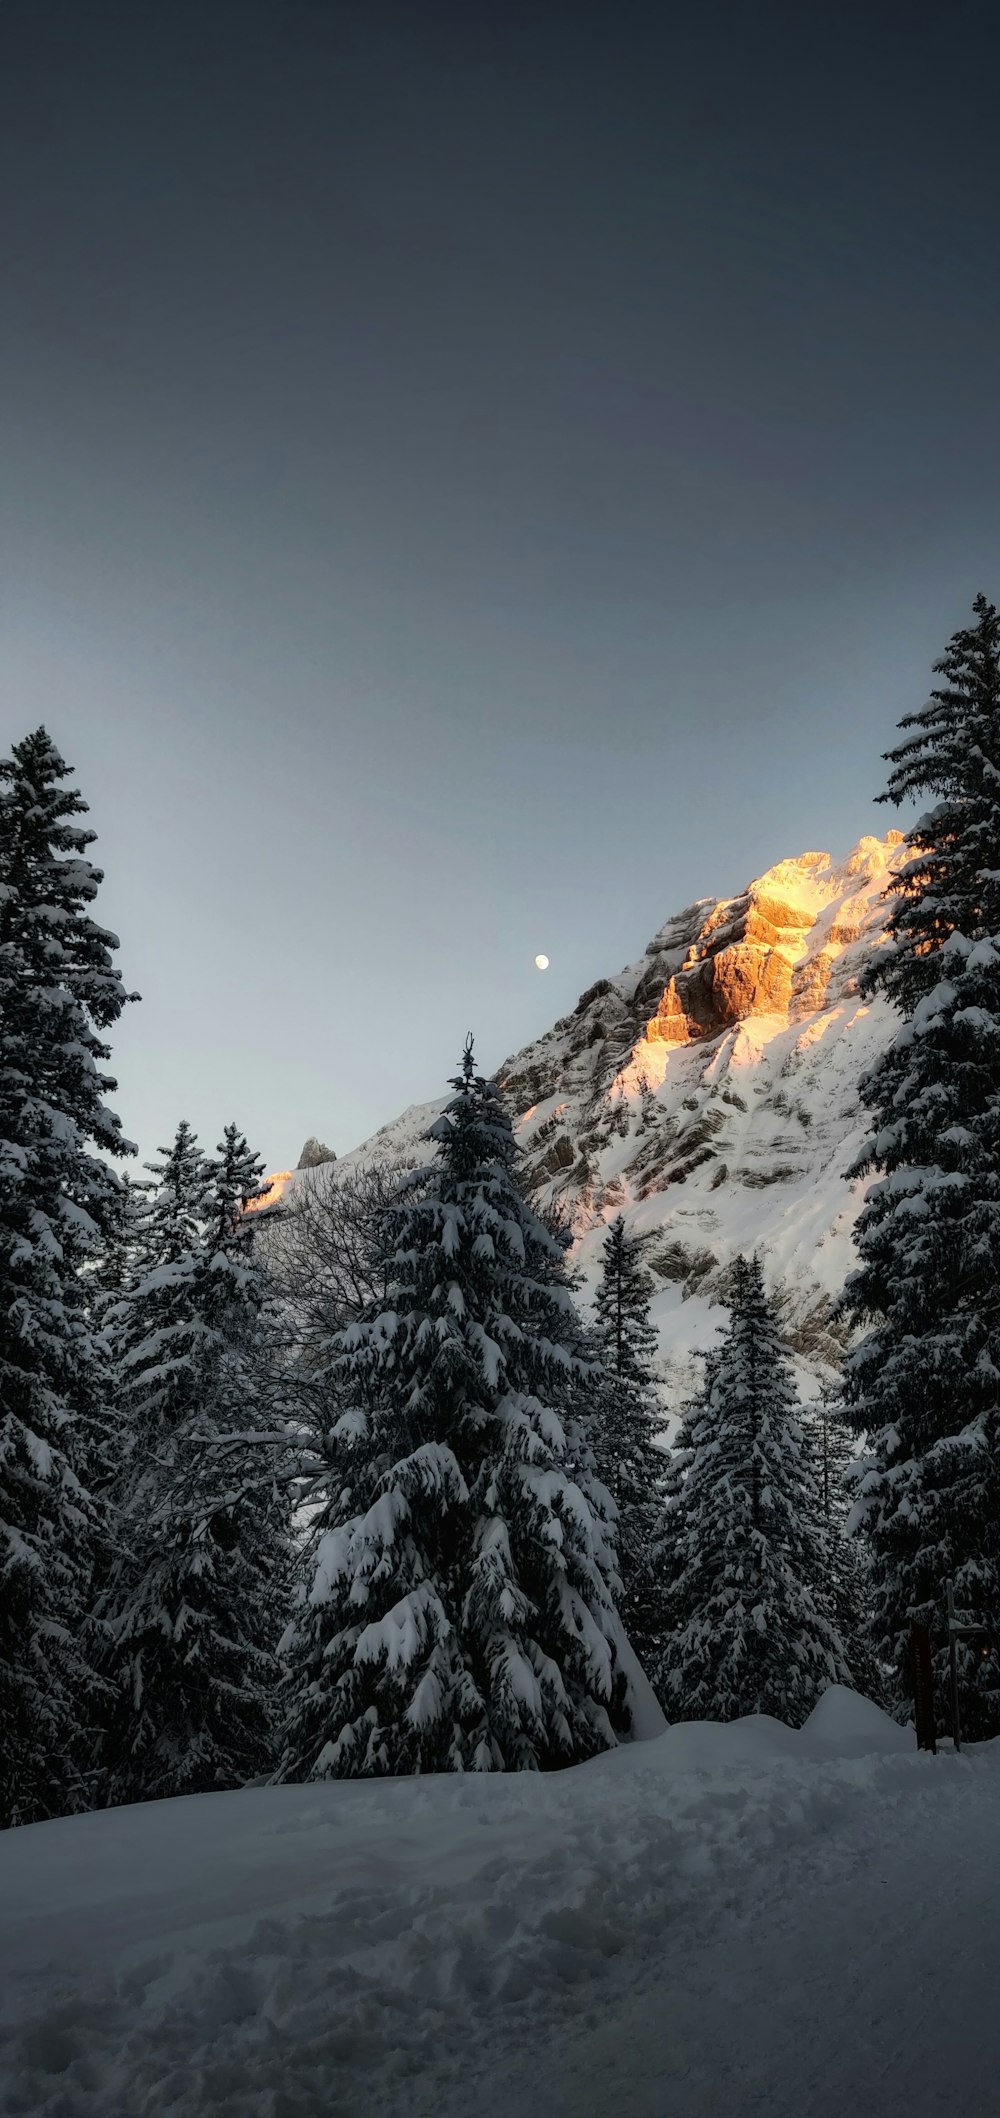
[1,1691,998,2117]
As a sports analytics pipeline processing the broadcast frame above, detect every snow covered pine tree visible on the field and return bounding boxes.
[0,729,135,1828]
[805,1386,883,1709]
[843,595,1000,1736]
[591,1215,667,1674]
[593,1215,659,1387]
[278,1039,632,1778]
[99,1122,288,1803]
[198,1119,295,1638]
[658,1255,852,1727]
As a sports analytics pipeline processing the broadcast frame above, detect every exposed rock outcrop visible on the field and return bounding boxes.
[639,853,884,1047]
[296,1137,337,1170]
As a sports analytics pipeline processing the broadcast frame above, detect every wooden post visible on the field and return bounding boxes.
[910,1619,936,1752]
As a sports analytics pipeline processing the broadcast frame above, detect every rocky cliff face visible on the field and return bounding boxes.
[296,1137,337,1171]
[320,834,906,1410]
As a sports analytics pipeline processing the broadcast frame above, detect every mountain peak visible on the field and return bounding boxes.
[631,831,903,1052]
[491,833,904,1395]
[296,1136,337,1171]
[331,833,905,1402]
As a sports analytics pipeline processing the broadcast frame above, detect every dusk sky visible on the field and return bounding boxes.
[2,2,999,1174]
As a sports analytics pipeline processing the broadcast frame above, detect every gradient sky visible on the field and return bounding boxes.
[2,1,999,1174]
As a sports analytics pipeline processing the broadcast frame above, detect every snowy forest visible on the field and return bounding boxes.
[4,593,1000,1832]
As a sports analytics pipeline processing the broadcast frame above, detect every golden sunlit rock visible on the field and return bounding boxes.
[637,853,891,1048]
[244,1170,293,1213]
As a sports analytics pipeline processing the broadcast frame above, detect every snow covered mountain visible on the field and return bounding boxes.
[315,833,907,1409]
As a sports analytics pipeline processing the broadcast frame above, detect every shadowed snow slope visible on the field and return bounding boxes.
[308,836,905,1410]
[2,1689,999,2117]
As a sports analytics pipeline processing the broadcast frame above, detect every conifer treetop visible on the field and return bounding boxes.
[0,725,139,1037]
[870,595,1000,1006]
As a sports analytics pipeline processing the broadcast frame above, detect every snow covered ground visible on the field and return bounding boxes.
[2,1690,998,2117]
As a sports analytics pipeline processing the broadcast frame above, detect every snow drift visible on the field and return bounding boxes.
[5,1689,998,2118]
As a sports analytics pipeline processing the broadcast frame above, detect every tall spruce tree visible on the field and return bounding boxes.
[200,1122,295,1639]
[593,1215,659,1384]
[658,1256,852,1727]
[842,595,1000,1736]
[804,1386,883,1707]
[0,729,135,1828]
[75,1168,145,1644]
[100,1122,287,1803]
[591,1215,667,1672]
[278,1040,631,1780]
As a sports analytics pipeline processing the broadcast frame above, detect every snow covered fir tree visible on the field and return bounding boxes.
[590,1214,668,1674]
[593,1215,659,1385]
[98,1122,291,1805]
[842,595,1000,1736]
[0,730,136,1828]
[804,1387,883,1711]
[277,1039,633,1781]
[657,1255,853,1727]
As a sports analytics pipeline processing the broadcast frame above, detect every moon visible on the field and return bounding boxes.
[535,954,550,970]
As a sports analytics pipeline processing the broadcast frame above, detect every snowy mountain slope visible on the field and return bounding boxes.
[306,834,906,1408]
[3,1696,998,2118]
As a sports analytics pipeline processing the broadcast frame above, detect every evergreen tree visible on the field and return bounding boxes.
[810,1385,856,1536]
[278,1040,632,1780]
[591,1215,667,1672]
[658,1256,852,1727]
[525,1202,631,1664]
[842,596,1000,1736]
[201,1118,294,1643]
[75,1170,145,1640]
[200,1121,295,1625]
[0,729,135,1828]
[593,1215,659,1385]
[804,1387,883,1708]
[99,1122,287,1803]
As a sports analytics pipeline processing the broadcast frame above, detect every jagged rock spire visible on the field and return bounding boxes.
[296,1137,337,1170]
